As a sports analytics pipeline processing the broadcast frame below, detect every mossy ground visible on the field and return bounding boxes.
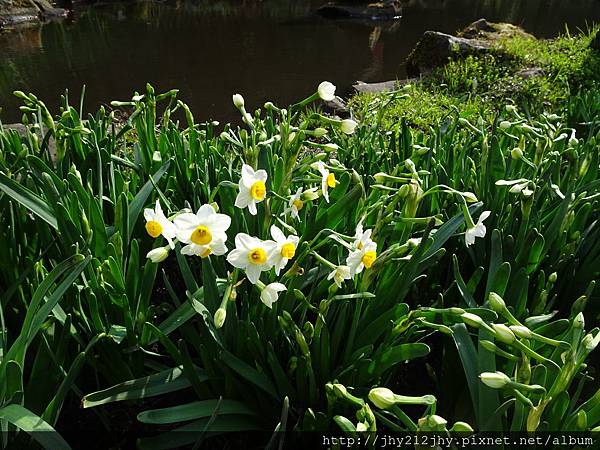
[349,26,600,130]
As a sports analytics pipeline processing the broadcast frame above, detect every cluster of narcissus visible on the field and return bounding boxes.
[143,159,381,315]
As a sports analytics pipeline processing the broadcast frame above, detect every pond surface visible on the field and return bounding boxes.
[1,0,599,123]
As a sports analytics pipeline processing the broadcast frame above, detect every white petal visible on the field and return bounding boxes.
[181,244,201,256]
[143,209,154,222]
[155,199,163,216]
[211,213,232,232]
[196,204,216,222]
[247,200,257,216]
[255,169,268,182]
[211,240,228,256]
[235,233,257,251]
[246,264,262,284]
[270,225,286,243]
[226,249,248,268]
[478,210,492,225]
[174,212,199,230]
[235,190,251,209]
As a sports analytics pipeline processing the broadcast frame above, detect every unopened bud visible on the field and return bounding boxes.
[492,323,516,344]
[232,94,245,109]
[488,292,506,313]
[480,371,511,389]
[510,325,533,339]
[461,312,485,328]
[214,308,226,329]
[499,121,511,129]
[368,387,396,409]
[511,147,524,160]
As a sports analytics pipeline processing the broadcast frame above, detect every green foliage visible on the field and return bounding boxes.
[0,50,599,447]
[350,26,600,131]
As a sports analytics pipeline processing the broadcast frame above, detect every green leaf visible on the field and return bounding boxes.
[220,351,279,400]
[0,404,71,450]
[137,399,255,424]
[0,171,57,229]
[82,366,199,408]
[451,323,479,424]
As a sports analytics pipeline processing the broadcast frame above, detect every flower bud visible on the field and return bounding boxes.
[302,189,319,201]
[313,127,328,137]
[332,383,348,398]
[451,421,474,432]
[511,147,524,160]
[214,307,227,329]
[373,172,387,183]
[461,312,485,328]
[505,105,517,113]
[398,184,410,197]
[146,247,169,263]
[323,143,339,152]
[317,81,336,102]
[427,415,447,429]
[499,121,511,129]
[573,312,585,329]
[480,371,511,389]
[462,191,478,203]
[492,323,516,344]
[368,387,396,410]
[548,272,557,283]
[356,422,368,432]
[510,325,533,339]
[232,94,245,109]
[488,292,506,313]
[340,119,358,135]
[582,333,600,352]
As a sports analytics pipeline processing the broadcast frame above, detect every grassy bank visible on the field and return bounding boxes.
[0,25,599,449]
[349,26,600,130]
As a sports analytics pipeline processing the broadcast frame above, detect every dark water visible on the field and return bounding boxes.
[1,0,599,123]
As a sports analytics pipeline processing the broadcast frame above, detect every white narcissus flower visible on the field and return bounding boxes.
[327,265,352,288]
[347,240,377,277]
[317,81,336,101]
[311,161,337,202]
[352,223,375,250]
[144,200,176,248]
[226,233,277,284]
[234,164,268,215]
[260,282,287,308]
[340,119,358,135]
[285,187,304,221]
[269,225,299,275]
[174,204,231,258]
[465,210,491,247]
[146,246,169,263]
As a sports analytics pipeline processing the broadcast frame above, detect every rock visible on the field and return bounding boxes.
[352,78,416,94]
[516,67,544,79]
[0,1,68,30]
[0,8,40,29]
[458,18,533,40]
[322,96,349,115]
[406,31,490,77]
[316,1,401,21]
[405,19,533,77]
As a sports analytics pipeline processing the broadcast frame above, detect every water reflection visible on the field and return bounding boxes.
[1,0,599,123]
